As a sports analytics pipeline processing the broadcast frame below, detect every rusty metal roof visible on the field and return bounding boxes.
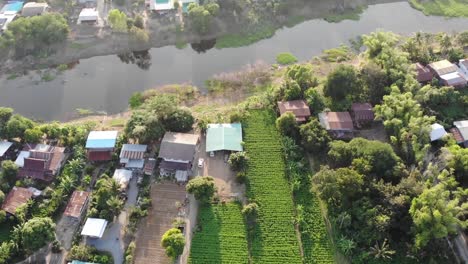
[64,191,90,218]
[1,187,33,215]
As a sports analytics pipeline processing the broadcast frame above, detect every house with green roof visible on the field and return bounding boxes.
[206,123,243,153]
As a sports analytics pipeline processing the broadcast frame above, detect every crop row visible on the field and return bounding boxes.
[189,203,249,264]
[244,110,302,264]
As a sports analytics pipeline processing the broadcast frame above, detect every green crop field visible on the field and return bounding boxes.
[189,203,249,264]
[244,110,302,264]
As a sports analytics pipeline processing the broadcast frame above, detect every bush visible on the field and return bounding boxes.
[236,171,247,184]
[228,152,249,171]
[161,228,185,260]
[276,52,298,65]
[186,176,216,204]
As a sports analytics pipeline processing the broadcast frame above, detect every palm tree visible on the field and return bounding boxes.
[369,239,396,260]
[107,196,124,218]
[58,174,75,195]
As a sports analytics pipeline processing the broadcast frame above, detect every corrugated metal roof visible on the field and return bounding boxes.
[64,191,90,218]
[159,132,199,161]
[429,60,458,76]
[206,123,243,152]
[120,144,147,160]
[1,187,33,215]
[319,112,354,131]
[277,100,311,121]
[81,218,108,238]
[86,131,118,149]
[454,120,468,141]
[0,141,13,157]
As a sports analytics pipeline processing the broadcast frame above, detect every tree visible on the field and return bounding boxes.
[129,92,144,109]
[24,128,43,143]
[21,217,55,252]
[324,65,360,101]
[369,239,395,259]
[276,112,298,139]
[1,160,18,186]
[362,31,398,58]
[129,26,149,43]
[163,108,194,132]
[108,9,128,33]
[281,79,302,100]
[409,179,468,248]
[304,88,325,113]
[106,196,124,219]
[299,119,331,153]
[360,61,389,105]
[285,64,316,91]
[228,152,249,171]
[0,242,13,264]
[186,176,216,204]
[134,15,144,29]
[188,3,218,34]
[312,167,364,209]
[161,228,185,260]
[0,107,13,138]
[0,211,6,224]
[242,203,258,224]
[5,114,35,139]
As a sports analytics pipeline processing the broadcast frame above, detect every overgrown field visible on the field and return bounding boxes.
[410,0,468,17]
[189,203,249,264]
[243,110,302,264]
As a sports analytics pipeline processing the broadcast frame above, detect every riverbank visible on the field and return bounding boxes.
[409,0,468,17]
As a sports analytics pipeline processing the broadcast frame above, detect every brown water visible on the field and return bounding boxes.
[1,2,467,121]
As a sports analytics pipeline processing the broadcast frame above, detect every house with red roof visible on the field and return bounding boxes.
[15,144,66,182]
[319,111,354,139]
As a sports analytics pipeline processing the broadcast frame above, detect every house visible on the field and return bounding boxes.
[0,141,13,161]
[148,0,174,13]
[81,218,108,239]
[206,123,243,153]
[439,72,467,88]
[430,123,447,142]
[16,144,66,182]
[120,144,147,170]
[460,59,468,77]
[77,8,99,25]
[144,158,156,176]
[158,132,199,178]
[277,100,311,122]
[85,131,118,162]
[21,2,48,17]
[451,120,468,148]
[414,63,433,83]
[319,111,354,138]
[78,0,97,5]
[0,13,16,32]
[428,59,458,78]
[351,103,375,127]
[0,1,24,15]
[1,187,33,216]
[64,191,90,219]
[112,169,132,190]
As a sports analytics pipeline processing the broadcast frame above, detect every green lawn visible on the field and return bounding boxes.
[410,0,468,17]
[189,203,249,264]
[243,110,302,264]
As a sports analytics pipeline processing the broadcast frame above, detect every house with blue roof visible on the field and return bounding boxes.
[85,131,118,161]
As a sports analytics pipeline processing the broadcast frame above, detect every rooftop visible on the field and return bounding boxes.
[206,123,243,152]
[351,103,375,122]
[120,144,147,160]
[430,123,447,142]
[86,131,118,149]
[64,191,90,218]
[440,72,467,86]
[454,120,468,141]
[158,132,199,161]
[460,59,468,68]
[113,169,132,189]
[0,141,13,157]
[1,187,33,215]
[429,59,458,76]
[0,2,24,14]
[81,218,108,238]
[319,112,354,131]
[277,100,311,122]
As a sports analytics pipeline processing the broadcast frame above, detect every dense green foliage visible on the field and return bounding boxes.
[108,9,128,33]
[161,228,185,260]
[186,176,216,205]
[188,2,219,34]
[68,244,113,264]
[88,175,123,221]
[243,110,302,263]
[299,119,331,153]
[189,203,249,263]
[324,65,361,102]
[276,52,298,65]
[227,151,249,171]
[20,217,55,252]
[275,112,299,139]
[410,0,468,17]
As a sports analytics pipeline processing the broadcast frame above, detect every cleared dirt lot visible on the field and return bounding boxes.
[134,182,186,264]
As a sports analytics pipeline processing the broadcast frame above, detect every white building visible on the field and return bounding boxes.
[459,59,468,78]
[77,8,99,25]
[113,169,133,190]
[430,123,447,142]
[81,218,108,239]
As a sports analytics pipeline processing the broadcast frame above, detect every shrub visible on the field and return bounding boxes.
[276,52,298,65]
[161,228,185,260]
[228,152,249,171]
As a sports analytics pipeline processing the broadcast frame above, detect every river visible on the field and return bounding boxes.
[0,2,467,121]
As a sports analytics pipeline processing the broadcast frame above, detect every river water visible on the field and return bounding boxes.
[1,2,467,121]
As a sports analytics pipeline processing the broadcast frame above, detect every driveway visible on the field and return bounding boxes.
[133,182,186,264]
[87,175,139,264]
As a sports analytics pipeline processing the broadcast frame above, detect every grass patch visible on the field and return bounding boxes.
[108,118,126,127]
[215,26,276,49]
[276,52,298,65]
[410,0,468,17]
[69,42,90,50]
[41,72,55,82]
[189,203,249,264]
[322,45,351,62]
[243,110,302,263]
[7,73,18,80]
[57,64,69,72]
[324,7,365,23]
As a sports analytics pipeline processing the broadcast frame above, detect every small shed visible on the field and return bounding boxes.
[351,103,374,126]
[428,59,458,77]
[64,191,90,219]
[120,144,147,170]
[144,158,156,176]
[21,2,48,17]
[1,187,33,216]
[319,111,354,138]
[430,123,447,142]
[77,8,99,24]
[414,63,433,83]
[453,120,468,147]
[277,100,311,122]
[81,218,108,239]
[459,59,468,77]
[206,123,243,153]
[439,72,467,88]
[113,169,133,190]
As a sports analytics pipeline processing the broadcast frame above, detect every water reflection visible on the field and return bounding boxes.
[117,50,152,70]
[190,39,217,53]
